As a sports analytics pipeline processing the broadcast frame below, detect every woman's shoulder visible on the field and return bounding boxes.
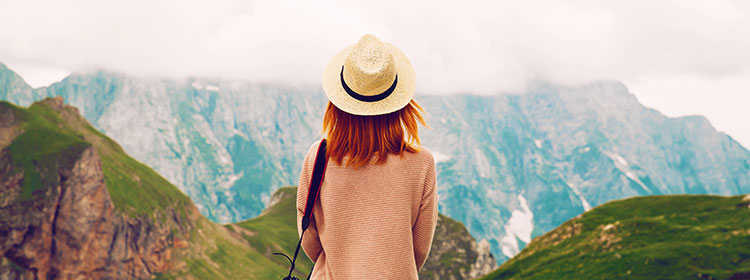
[406,145,435,167]
[302,139,326,165]
[306,139,324,154]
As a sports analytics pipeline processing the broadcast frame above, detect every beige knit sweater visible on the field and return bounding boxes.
[296,140,438,279]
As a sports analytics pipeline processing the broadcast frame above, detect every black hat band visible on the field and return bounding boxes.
[340,65,398,103]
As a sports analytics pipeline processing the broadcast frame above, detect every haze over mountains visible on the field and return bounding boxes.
[1,62,748,264]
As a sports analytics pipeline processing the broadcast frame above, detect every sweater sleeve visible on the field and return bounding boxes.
[412,153,438,271]
[297,141,323,263]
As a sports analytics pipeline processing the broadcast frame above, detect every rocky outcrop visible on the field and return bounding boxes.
[420,214,497,280]
[0,101,196,280]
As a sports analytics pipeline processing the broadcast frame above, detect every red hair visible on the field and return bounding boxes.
[323,100,427,168]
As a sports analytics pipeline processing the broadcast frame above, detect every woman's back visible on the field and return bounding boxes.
[296,140,437,279]
[296,33,437,279]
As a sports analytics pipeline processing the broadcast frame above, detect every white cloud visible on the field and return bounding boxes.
[0,0,748,146]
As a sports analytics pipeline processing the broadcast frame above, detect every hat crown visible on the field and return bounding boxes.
[342,34,397,96]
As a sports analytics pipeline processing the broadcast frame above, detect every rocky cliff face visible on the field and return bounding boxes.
[0,98,197,279]
[420,214,497,280]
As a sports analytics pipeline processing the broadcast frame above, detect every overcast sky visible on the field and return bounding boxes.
[1,0,748,147]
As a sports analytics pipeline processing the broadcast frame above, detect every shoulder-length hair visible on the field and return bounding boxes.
[322,100,427,168]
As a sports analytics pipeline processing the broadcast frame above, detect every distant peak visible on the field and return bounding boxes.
[0,62,70,88]
[0,61,18,76]
[673,114,714,131]
[0,62,32,90]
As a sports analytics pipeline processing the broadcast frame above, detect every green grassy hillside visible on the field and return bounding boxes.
[481,194,750,280]
[229,187,315,275]
[156,217,302,279]
[160,187,315,279]
[1,99,193,217]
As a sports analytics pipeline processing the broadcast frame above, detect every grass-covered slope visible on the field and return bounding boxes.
[159,188,313,280]
[229,187,315,276]
[481,194,750,280]
[156,217,299,279]
[2,102,90,201]
[1,98,193,217]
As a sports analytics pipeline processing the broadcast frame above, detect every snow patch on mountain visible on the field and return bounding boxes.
[567,182,592,211]
[534,139,543,149]
[624,171,653,194]
[500,194,535,258]
[604,151,652,194]
[603,151,628,166]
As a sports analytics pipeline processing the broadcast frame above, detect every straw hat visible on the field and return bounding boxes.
[322,34,416,116]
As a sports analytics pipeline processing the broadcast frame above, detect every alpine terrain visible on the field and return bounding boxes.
[0,97,494,279]
[1,62,748,263]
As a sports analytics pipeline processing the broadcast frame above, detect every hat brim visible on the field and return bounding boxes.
[322,43,416,116]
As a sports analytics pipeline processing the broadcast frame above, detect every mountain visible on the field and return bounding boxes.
[28,70,323,224]
[1,97,193,278]
[420,82,750,263]
[0,64,44,105]
[0,97,493,279]
[480,194,750,279]
[0,97,286,279]
[1,63,748,264]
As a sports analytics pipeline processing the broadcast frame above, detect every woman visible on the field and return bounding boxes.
[296,34,438,279]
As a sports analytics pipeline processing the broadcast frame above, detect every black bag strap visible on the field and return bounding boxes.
[282,139,327,280]
[302,139,328,231]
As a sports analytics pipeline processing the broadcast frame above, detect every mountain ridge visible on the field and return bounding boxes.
[1,62,748,264]
[0,97,493,279]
